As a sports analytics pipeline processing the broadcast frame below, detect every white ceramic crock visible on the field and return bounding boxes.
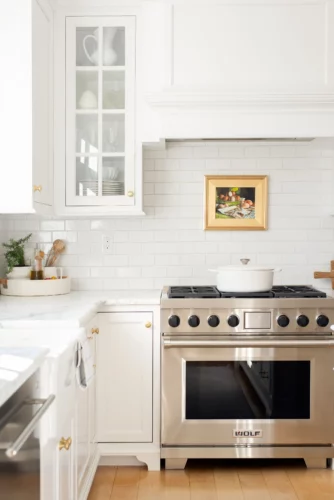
[209,259,281,292]
[6,266,31,280]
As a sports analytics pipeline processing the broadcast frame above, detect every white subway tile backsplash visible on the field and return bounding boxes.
[40,220,65,231]
[53,231,77,242]
[245,147,270,158]
[65,220,91,231]
[1,140,333,289]
[193,146,219,158]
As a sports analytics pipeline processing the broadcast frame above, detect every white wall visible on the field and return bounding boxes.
[1,140,334,291]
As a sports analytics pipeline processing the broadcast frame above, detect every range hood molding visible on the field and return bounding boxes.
[142,91,334,142]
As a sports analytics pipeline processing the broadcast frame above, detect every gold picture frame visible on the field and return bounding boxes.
[204,175,268,230]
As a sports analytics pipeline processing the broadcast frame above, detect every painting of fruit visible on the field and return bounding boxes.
[204,175,267,230]
[215,187,256,219]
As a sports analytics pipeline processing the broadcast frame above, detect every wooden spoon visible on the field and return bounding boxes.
[45,239,66,267]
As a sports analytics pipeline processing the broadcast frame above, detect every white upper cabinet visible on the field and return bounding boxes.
[60,16,143,215]
[0,0,53,214]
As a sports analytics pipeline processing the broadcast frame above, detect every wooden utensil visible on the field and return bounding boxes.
[45,240,66,267]
[314,261,334,289]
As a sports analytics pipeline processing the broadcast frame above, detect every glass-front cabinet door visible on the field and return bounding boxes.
[66,17,135,206]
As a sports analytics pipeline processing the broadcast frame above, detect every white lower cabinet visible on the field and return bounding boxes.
[56,413,76,500]
[97,312,153,443]
[76,385,90,489]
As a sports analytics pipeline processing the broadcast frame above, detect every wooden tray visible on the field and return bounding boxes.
[0,278,71,296]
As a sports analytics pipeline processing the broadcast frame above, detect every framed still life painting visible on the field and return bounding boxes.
[204,175,268,230]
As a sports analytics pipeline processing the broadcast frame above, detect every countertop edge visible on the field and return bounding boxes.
[0,347,49,407]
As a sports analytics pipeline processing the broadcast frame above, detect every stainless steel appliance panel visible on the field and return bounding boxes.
[161,337,334,447]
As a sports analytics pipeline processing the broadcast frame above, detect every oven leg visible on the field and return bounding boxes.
[304,458,327,469]
[165,458,188,470]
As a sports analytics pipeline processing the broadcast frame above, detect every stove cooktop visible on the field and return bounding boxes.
[167,285,327,299]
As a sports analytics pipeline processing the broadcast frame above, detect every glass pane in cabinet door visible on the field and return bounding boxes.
[103,27,125,66]
[102,157,125,196]
[76,27,99,66]
[76,115,98,154]
[103,71,125,109]
[102,115,125,153]
[76,71,98,110]
[76,156,98,196]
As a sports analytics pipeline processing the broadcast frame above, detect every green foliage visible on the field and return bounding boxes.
[2,234,32,273]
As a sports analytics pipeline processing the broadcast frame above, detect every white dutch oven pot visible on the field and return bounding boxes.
[209,259,281,292]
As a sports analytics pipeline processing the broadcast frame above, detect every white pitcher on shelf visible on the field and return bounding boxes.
[83,27,118,66]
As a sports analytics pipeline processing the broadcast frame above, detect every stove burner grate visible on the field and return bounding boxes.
[167,285,326,299]
[272,285,327,298]
[168,286,220,298]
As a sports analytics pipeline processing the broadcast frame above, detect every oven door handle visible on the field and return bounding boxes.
[5,394,55,459]
[163,339,334,348]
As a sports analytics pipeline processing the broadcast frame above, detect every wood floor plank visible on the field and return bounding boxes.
[262,469,298,500]
[88,466,116,500]
[238,473,271,500]
[213,469,244,500]
[164,470,191,500]
[88,461,334,500]
[286,470,327,500]
[110,466,142,500]
[137,469,166,500]
[189,468,217,500]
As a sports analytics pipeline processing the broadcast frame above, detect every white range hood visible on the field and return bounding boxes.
[140,0,334,142]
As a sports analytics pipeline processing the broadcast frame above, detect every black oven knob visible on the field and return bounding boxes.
[277,315,290,328]
[168,315,180,328]
[227,315,239,328]
[188,315,200,327]
[297,315,309,327]
[208,315,220,328]
[317,315,329,327]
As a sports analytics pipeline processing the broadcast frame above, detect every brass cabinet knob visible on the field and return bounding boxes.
[33,185,42,192]
[59,437,72,451]
[145,322,152,328]
[127,190,134,197]
[91,328,99,334]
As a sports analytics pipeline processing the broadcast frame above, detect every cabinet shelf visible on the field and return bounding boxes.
[76,109,125,114]
[76,66,125,72]
[75,152,125,158]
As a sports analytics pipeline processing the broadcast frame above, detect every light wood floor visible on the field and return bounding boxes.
[88,459,334,500]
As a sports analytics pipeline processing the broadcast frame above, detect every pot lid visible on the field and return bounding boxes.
[216,258,275,272]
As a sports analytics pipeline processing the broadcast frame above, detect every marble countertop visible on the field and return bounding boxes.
[0,346,49,407]
[0,290,161,329]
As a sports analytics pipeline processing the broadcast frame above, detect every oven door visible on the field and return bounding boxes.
[162,336,334,446]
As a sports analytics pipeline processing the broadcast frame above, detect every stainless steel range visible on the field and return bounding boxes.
[161,285,334,470]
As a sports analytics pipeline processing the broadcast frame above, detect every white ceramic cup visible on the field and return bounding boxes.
[44,267,63,279]
[6,266,31,280]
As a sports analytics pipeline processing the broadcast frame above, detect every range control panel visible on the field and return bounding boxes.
[161,308,334,335]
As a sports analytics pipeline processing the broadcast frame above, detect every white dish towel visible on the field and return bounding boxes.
[76,340,94,390]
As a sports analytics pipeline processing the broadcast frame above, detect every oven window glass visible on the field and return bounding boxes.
[186,361,310,419]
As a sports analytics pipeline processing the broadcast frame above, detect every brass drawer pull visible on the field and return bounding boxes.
[33,185,42,192]
[127,190,134,197]
[59,437,72,451]
[91,328,99,334]
[145,322,152,328]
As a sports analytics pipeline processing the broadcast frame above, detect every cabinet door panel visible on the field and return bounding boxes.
[76,383,90,488]
[97,312,153,443]
[32,0,53,206]
[57,415,75,500]
[66,17,135,207]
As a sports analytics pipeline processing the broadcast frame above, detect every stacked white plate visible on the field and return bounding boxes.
[79,180,124,196]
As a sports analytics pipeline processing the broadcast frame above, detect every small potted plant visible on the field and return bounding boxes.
[2,234,32,279]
